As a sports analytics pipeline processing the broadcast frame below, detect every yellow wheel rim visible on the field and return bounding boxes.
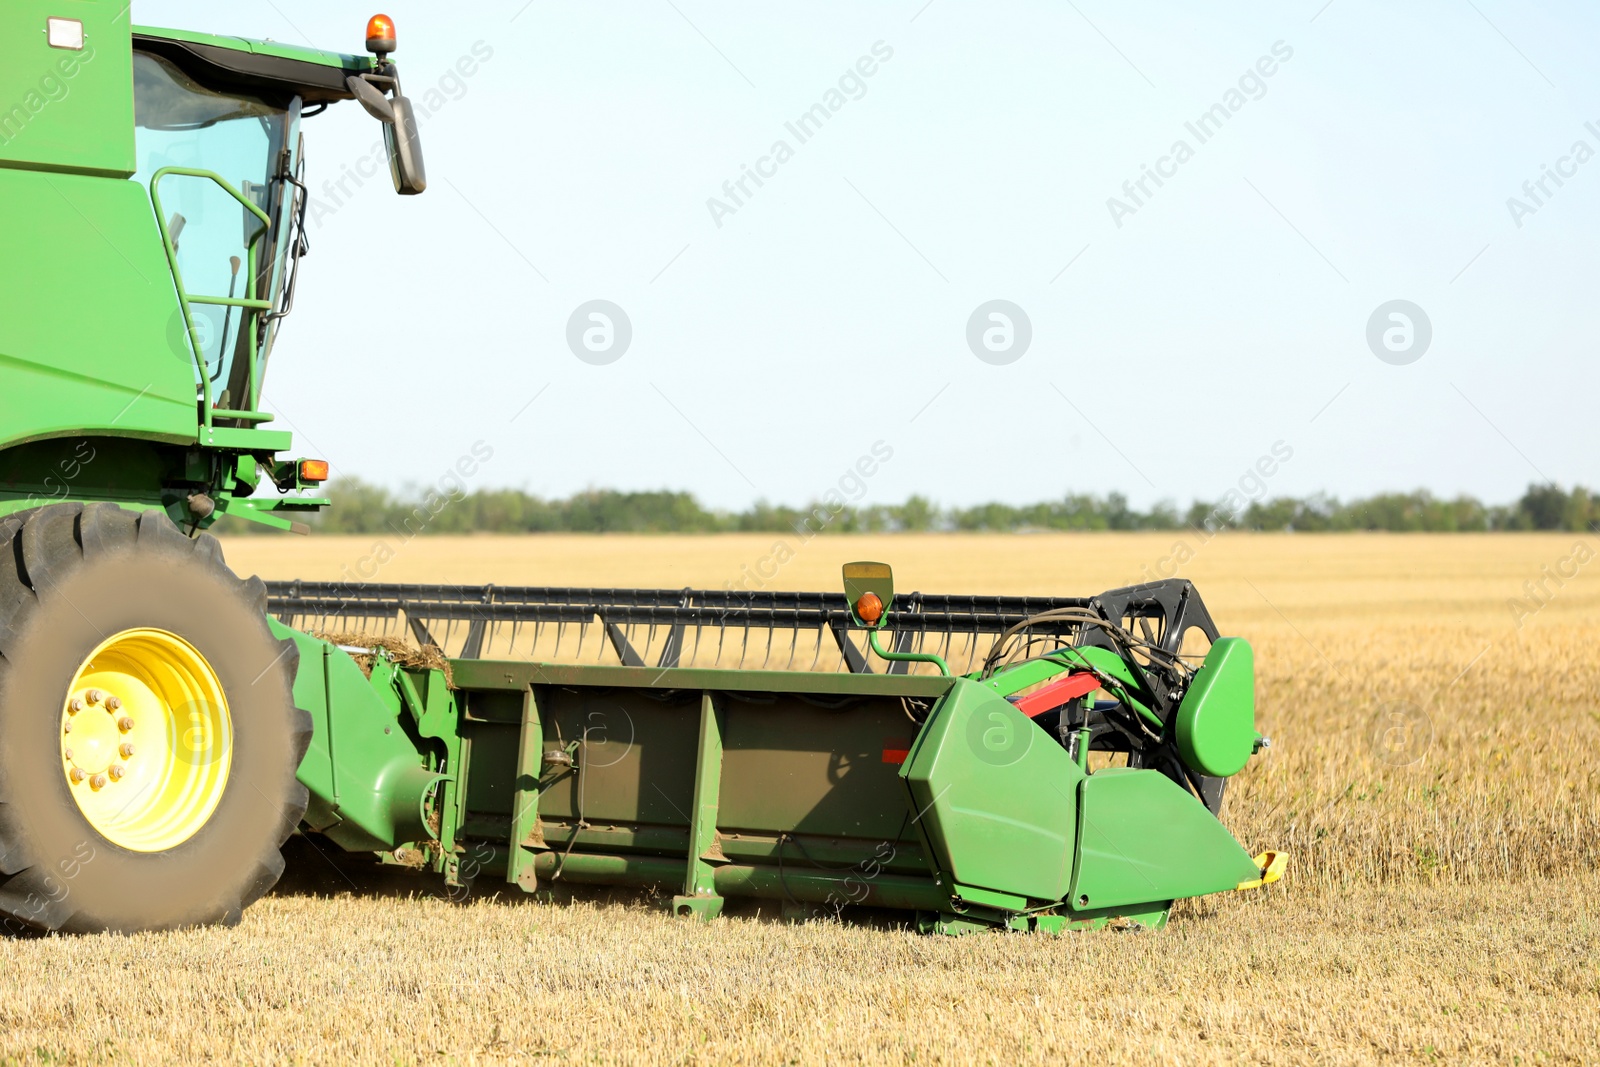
[59,628,232,852]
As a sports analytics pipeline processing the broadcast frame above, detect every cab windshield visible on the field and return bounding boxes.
[132,52,303,416]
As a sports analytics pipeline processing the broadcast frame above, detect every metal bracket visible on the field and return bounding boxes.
[506,685,544,892]
[672,690,726,921]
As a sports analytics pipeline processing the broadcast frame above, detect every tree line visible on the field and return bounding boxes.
[218,480,1600,535]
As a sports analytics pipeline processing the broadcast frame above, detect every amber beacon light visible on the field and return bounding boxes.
[365,14,397,55]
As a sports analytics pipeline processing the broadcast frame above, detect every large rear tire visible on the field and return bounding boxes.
[0,503,310,933]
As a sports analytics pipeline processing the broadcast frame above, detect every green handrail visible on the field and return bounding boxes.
[150,167,274,431]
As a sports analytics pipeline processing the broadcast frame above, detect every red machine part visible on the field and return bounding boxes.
[1011,672,1101,719]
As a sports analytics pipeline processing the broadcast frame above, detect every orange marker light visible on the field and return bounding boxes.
[854,592,884,626]
[299,460,330,483]
[366,14,397,54]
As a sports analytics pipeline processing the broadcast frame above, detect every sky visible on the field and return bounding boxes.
[135,0,1600,512]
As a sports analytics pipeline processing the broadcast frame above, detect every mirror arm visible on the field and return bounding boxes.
[866,628,950,677]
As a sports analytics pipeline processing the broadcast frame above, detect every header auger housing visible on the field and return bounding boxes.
[0,7,1279,936]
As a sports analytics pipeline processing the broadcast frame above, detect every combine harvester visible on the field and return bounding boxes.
[0,7,1282,935]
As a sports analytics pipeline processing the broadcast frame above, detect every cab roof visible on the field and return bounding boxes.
[132,25,377,105]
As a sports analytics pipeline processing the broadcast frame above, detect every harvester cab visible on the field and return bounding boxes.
[1,5,421,535]
[0,7,1282,937]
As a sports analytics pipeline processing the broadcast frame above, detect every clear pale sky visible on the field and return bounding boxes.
[137,1,1600,511]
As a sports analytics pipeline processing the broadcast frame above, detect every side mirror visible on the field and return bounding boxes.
[384,94,427,195]
[345,75,395,123]
[843,562,894,628]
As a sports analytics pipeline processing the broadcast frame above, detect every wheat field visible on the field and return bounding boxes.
[1,532,1596,1065]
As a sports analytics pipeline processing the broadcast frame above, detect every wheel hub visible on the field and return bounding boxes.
[59,629,232,852]
[63,684,136,779]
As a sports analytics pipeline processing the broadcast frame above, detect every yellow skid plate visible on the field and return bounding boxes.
[1235,850,1288,891]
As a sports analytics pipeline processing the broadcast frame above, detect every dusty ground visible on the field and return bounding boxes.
[1,533,1595,1065]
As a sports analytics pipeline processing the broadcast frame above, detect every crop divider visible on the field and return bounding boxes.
[672,691,727,921]
[505,685,544,892]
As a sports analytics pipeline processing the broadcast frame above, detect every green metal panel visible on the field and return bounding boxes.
[1069,768,1260,910]
[271,622,441,852]
[673,692,726,919]
[402,659,1272,931]
[1175,637,1257,778]
[900,678,1083,902]
[683,693,725,895]
[460,660,955,699]
[719,694,914,844]
[0,168,195,453]
[455,677,939,878]
[0,0,135,178]
[535,690,699,832]
[504,687,543,891]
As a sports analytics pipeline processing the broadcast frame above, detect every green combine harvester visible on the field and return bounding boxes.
[0,5,1282,935]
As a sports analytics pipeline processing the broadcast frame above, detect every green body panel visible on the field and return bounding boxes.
[975,654,1075,697]
[1070,767,1260,909]
[0,168,195,452]
[900,678,1082,902]
[270,622,441,852]
[0,1,135,177]
[1175,637,1257,777]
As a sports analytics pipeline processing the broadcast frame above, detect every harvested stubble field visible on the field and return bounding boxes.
[3,532,1597,1066]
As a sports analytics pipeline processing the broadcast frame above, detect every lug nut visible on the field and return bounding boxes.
[63,747,74,761]
[63,720,73,734]
[109,765,125,781]
[117,717,135,733]
[90,774,107,789]
[119,742,135,758]
[105,696,122,711]
[70,768,86,784]
[68,698,83,713]
[86,689,102,705]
